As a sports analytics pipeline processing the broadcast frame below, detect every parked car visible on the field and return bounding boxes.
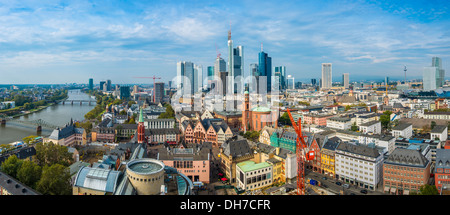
[360,189,368,194]
[343,184,350,189]
[322,177,327,180]
[336,181,342,186]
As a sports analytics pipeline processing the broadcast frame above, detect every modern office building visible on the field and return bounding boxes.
[423,67,438,91]
[274,66,286,90]
[227,29,243,93]
[177,61,194,95]
[154,82,165,103]
[89,78,93,91]
[119,86,131,100]
[258,51,272,92]
[194,64,203,93]
[321,63,332,89]
[432,57,445,88]
[99,81,106,91]
[207,66,214,81]
[342,73,349,89]
[106,80,112,91]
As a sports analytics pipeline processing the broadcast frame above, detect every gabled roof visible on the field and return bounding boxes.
[223,140,252,158]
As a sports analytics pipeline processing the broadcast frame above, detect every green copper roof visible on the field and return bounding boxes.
[237,160,271,172]
[139,108,144,123]
[251,106,272,112]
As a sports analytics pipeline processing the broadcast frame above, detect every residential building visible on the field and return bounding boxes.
[320,137,342,178]
[145,128,181,144]
[359,121,382,135]
[335,142,384,191]
[326,117,352,130]
[383,148,430,195]
[259,126,277,145]
[423,112,450,120]
[392,123,413,139]
[144,118,176,129]
[431,125,448,142]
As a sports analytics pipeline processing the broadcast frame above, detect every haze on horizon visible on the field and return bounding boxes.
[0,0,449,85]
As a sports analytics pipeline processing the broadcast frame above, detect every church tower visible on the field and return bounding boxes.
[138,108,145,143]
[242,91,251,132]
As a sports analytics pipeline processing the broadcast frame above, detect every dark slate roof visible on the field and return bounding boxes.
[436,149,450,170]
[322,137,342,151]
[223,140,252,158]
[431,125,447,134]
[392,123,412,131]
[0,146,36,164]
[385,148,429,168]
[0,171,40,195]
[48,125,76,140]
[336,142,380,158]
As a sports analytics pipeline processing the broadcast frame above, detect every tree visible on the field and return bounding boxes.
[380,110,392,129]
[17,160,42,189]
[417,184,439,195]
[0,155,23,178]
[279,112,292,126]
[351,122,358,132]
[159,104,175,119]
[35,142,74,167]
[36,164,72,195]
[22,135,38,144]
[431,121,437,130]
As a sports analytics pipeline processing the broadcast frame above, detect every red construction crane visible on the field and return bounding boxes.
[286,108,315,195]
[134,76,161,103]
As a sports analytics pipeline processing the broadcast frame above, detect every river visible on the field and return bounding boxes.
[0,89,95,145]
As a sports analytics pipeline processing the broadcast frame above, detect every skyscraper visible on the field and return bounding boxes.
[432,57,445,88]
[274,66,286,90]
[177,61,194,94]
[154,82,165,103]
[423,67,438,91]
[106,79,112,91]
[321,63,332,89]
[227,28,243,93]
[194,64,203,93]
[99,81,106,91]
[207,66,214,81]
[258,51,272,92]
[89,78,93,91]
[214,57,226,77]
[342,73,349,89]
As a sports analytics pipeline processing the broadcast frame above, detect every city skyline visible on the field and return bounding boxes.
[0,0,450,84]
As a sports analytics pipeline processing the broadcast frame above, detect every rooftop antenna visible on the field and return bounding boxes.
[215,43,220,58]
[261,42,263,52]
[403,65,407,84]
[228,21,231,41]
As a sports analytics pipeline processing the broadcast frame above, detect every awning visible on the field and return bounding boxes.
[391,188,396,194]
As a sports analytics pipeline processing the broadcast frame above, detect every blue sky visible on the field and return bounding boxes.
[0,0,449,84]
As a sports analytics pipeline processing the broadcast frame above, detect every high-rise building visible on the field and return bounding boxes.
[258,51,272,92]
[423,67,438,91]
[154,82,165,103]
[106,80,112,91]
[321,63,332,89]
[432,57,445,88]
[88,78,93,91]
[120,86,131,99]
[274,66,286,90]
[311,79,317,86]
[227,29,243,93]
[177,61,194,94]
[99,81,106,91]
[342,73,349,89]
[194,64,203,93]
[207,66,214,81]
[214,57,226,77]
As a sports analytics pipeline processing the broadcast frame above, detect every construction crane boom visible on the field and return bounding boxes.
[286,108,314,195]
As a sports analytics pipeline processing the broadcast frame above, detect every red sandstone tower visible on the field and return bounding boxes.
[137,108,145,143]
